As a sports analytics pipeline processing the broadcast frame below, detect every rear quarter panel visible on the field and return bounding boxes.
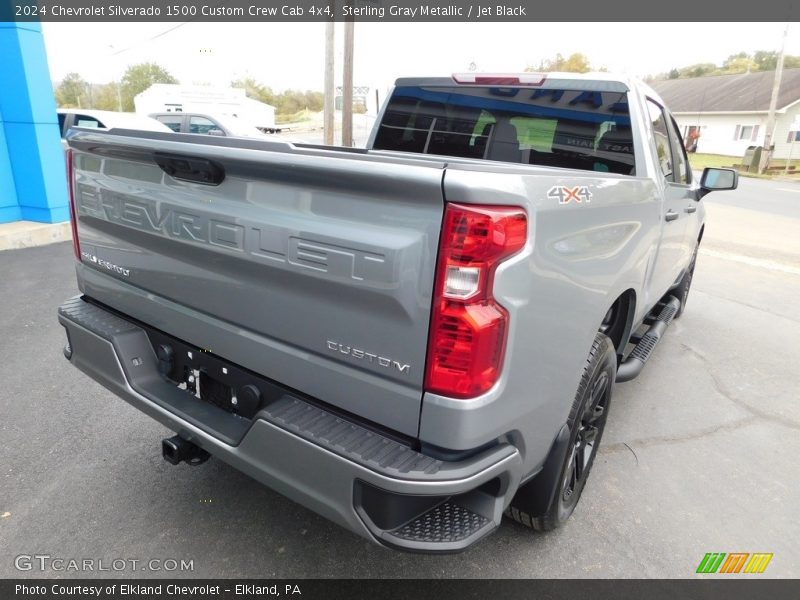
[421,164,661,474]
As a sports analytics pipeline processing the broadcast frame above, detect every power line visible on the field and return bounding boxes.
[108,21,192,56]
[108,0,230,56]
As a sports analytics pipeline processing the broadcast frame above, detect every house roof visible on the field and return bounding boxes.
[650,69,800,113]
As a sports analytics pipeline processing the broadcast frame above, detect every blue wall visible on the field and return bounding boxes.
[0,22,68,224]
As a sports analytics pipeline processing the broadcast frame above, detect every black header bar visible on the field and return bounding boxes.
[1,0,797,22]
[3,579,800,600]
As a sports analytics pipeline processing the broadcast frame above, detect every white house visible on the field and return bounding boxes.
[651,69,800,160]
[133,84,277,130]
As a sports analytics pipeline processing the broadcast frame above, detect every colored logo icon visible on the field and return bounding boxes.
[696,553,773,574]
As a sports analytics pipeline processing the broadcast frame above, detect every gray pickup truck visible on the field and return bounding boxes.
[58,73,737,553]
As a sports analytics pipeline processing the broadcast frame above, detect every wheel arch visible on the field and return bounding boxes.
[600,288,637,359]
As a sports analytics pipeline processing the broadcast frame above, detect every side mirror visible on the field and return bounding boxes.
[698,167,738,198]
[208,128,225,137]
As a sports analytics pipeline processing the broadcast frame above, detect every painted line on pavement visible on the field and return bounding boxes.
[700,248,800,276]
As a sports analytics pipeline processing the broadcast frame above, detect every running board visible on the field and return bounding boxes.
[616,296,680,383]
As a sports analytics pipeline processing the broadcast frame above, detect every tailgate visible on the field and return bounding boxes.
[68,130,444,437]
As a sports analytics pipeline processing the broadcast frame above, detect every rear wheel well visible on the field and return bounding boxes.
[600,289,636,359]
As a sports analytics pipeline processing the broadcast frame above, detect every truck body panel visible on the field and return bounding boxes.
[421,165,662,462]
[69,131,445,436]
[59,72,713,552]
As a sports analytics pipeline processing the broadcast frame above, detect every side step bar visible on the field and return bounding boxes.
[616,295,680,383]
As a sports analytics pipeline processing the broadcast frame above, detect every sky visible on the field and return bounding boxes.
[42,22,799,94]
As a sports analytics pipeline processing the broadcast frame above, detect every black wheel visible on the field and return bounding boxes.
[673,244,698,318]
[506,332,616,531]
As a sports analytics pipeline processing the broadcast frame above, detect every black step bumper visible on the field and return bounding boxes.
[58,296,524,553]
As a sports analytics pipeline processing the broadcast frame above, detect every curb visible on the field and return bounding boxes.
[0,221,72,252]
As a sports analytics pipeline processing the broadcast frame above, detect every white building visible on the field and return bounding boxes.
[133,84,276,131]
[651,69,800,160]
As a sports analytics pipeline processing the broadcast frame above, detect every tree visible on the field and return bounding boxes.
[527,53,593,73]
[753,50,800,71]
[231,77,275,106]
[91,83,122,111]
[56,72,88,108]
[753,51,779,71]
[230,79,325,115]
[559,53,592,73]
[268,89,325,117]
[654,50,800,81]
[723,52,758,74]
[119,62,177,111]
[274,90,304,115]
[679,63,718,78]
[301,90,324,112]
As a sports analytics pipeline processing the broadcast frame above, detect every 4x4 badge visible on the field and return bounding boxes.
[548,185,593,204]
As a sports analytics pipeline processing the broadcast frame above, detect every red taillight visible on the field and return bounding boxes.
[66,149,80,261]
[425,203,527,398]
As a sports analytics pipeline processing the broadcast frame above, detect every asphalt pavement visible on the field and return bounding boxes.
[0,176,798,578]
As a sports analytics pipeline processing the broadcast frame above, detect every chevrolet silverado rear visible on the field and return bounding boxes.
[58,74,735,552]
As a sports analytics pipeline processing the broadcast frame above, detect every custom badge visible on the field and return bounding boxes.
[548,185,593,204]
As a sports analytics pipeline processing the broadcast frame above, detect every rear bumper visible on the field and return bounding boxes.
[58,296,524,552]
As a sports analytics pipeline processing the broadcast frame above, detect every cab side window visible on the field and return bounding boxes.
[189,116,219,135]
[667,116,691,184]
[74,115,104,129]
[646,99,674,181]
[157,115,184,133]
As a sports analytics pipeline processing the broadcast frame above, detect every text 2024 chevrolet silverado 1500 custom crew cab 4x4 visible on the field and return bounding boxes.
[58,73,737,552]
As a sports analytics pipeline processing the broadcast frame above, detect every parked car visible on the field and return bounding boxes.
[57,109,171,142]
[149,112,273,138]
[58,72,737,553]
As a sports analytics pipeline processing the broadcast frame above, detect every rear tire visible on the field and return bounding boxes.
[506,332,616,531]
[673,244,699,318]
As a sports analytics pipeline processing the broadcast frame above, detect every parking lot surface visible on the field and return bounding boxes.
[1,177,798,578]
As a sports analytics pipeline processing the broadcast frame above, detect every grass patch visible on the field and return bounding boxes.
[276,108,314,125]
[765,157,800,171]
[688,153,738,171]
[689,152,800,179]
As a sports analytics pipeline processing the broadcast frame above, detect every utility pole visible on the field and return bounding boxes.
[342,19,354,147]
[108,44,124,112]
[759,23,789,174]
[323,18,335,145]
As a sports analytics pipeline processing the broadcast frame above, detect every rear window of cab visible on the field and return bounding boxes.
[373,85,635,175]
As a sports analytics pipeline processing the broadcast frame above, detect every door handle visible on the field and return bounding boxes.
[665,210,679,222]
[684,205,697,214]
